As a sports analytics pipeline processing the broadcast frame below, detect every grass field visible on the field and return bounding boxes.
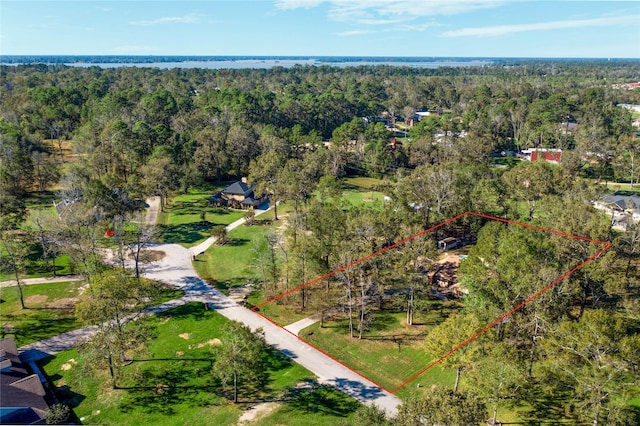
[0,281,86,347]
[0,280,182,347]
[156,184,246,247]
[41,303,317,426]
[258,384,359,425]
[341,176,387,207]
[0,249,75,282]
[193,210,284,290]
[300,307,458,393]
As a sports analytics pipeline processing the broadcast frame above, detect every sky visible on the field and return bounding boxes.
[1,0,639,58]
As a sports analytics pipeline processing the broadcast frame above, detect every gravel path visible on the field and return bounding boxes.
[0,275,83,288]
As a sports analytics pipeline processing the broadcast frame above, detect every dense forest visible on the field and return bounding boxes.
[1,61,640,425]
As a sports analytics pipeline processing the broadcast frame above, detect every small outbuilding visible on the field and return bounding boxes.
[437,237,459,251]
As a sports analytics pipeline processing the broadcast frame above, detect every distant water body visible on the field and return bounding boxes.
[1,56,493,69]
[66,59,493,69]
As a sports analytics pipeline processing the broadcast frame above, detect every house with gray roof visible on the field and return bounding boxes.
[0,337,49,424]
[209,178,267,209]
[594,194,640,229]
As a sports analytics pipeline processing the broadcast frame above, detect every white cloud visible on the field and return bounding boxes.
[443,14,640,37]
[392,22,442,32]
[130,13,201,26]
[276,0,507,22]
[358,18,406,25]
[275,0,326,10]
[335,29,377,36]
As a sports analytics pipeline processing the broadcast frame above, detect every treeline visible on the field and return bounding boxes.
[2,61,639,215]
[1,61,639,424]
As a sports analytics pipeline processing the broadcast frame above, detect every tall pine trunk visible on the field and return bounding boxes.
[233,370,238,403]
[454,366,462,392]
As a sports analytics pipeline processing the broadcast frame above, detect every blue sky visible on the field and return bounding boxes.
[1,1,639,58]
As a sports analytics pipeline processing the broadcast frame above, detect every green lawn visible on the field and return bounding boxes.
[0,280,182,347]
[258,384,360,425]
[0,251,75,282]
[248,290,310,325]
[193,211,283,290]
[0,281,85,347]
[41,302,315,426]
[300,307,458,394]
[342,176,386,190]
[341,176,387,207]
[156,184,246,247]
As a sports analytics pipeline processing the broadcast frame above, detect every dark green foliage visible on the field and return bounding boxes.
[395,386,487,426]
[212,321,269,403]
[44,403,71,425]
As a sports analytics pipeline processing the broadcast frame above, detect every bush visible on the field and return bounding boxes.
[44,403,71,425]
[211,225,227,244]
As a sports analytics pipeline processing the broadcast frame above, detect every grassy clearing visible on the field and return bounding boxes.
[42,302,315,426]
[342,176,386,190]
[156,184,246,247]
[258,384,360,425]
[300,306,458,393]
[0,280,182,347]
[0,248,75,282]
[248,291,310,325]
[341,176,387,207]
[193,211,283,290]
[0,281,86,346]
[23,190,60,209]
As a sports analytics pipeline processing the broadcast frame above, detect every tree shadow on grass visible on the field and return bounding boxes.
[156,223,211,245]
[364,313,398,333]
[8,316,80,346]
[155,302,207,321]
[119,363,221,415]
[519,385,572,425]
[263,346,294,373]
[222,238,250,247]
[53,384,86,410]
[281,383,360,417]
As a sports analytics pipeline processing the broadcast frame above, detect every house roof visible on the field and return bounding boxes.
[601,195,640,210]
[0,338,48,424]
[222,181,254,196]
[531,151,562,163]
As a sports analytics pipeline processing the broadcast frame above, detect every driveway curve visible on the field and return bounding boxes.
[141,242,401,416]
[17,199,401,416]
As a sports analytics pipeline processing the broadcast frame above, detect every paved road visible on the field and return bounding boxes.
[17,199,401,416]
[144,196,161,226]
[284,316,319,336]
[138,242,401,415]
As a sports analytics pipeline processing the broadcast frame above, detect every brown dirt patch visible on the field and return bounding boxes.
[60,359,77,371]
[47,297,78,309]
[25,295,47,305]
[238,402,282,423]
[178,333,190,340]
[128,250,165,262]
[195,338,221,349]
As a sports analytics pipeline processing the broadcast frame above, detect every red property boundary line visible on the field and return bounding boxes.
[251,211,613,394]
